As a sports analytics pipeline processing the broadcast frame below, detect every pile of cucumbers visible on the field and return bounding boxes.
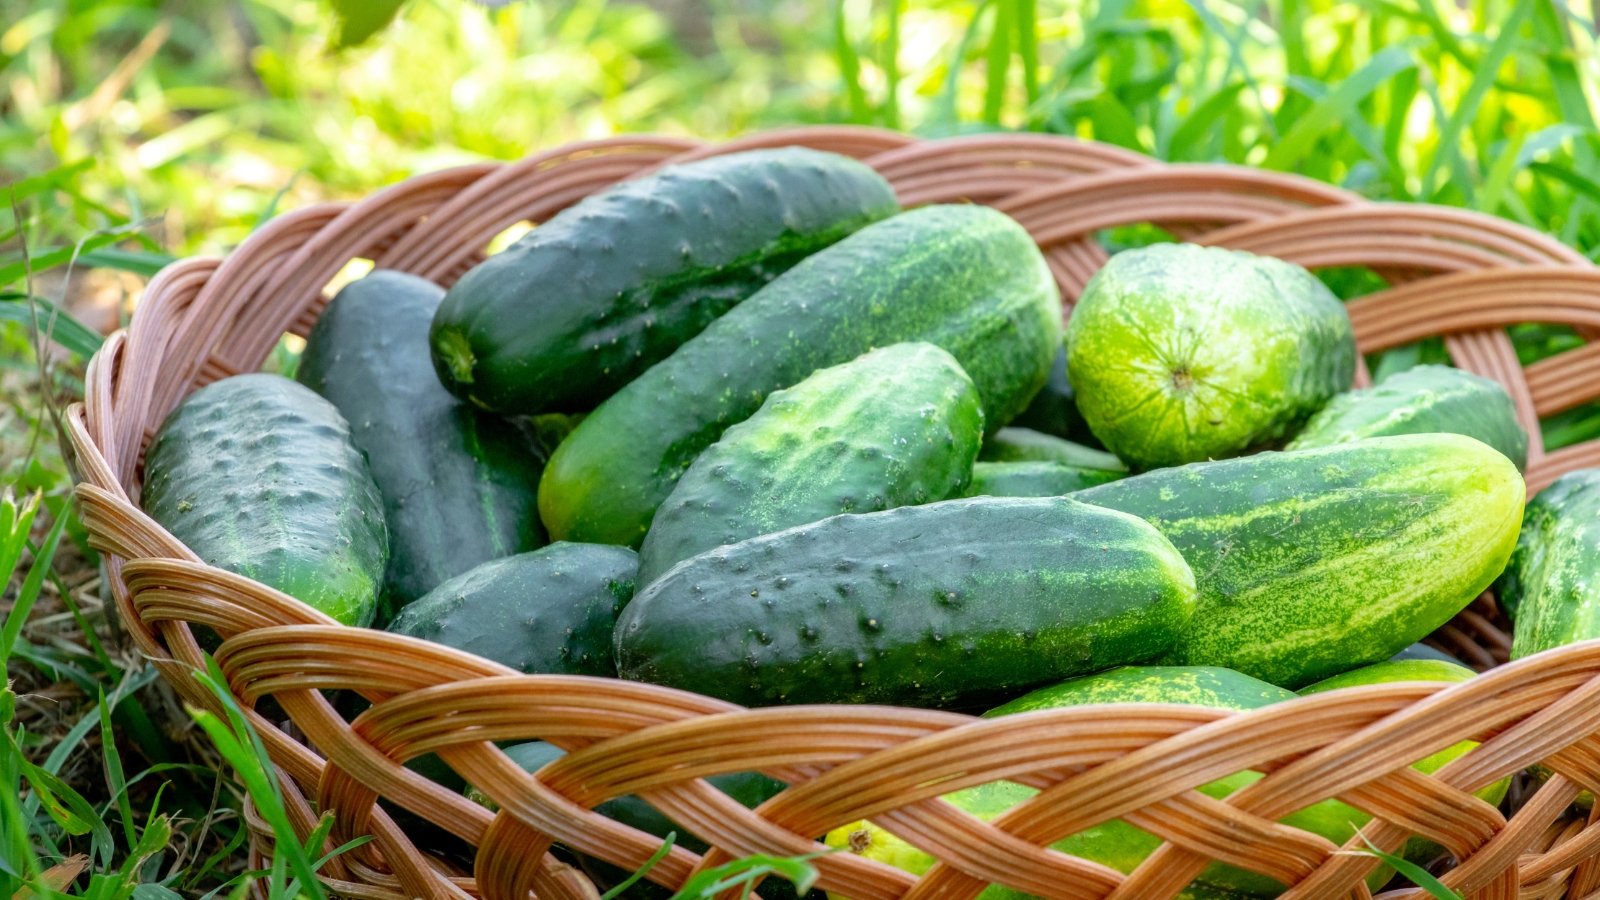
[142,146,1599,897]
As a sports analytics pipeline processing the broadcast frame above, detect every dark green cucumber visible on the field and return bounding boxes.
[297,270,544,618]
[1010,346,1102,447]
[1287,364,1528,471]
[963,461,1123,498]
[1072,434,1524,687]
[1498,470,1600,657]
[386,542,635,675]
[541,204,1062,545]
[615,496,1197,707]
[142,373,387,627]
[1065,243,1356,470]
[978,426,1126,471]
[431,148,899,414]
[1390,643,1463,665]
[636,342,984,585]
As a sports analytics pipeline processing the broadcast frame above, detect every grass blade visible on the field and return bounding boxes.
[1263,44,1418,171]
[0,294,105,357]
[1422,0,1534,200]
[983,0,1012,125]
[600,833,676,900]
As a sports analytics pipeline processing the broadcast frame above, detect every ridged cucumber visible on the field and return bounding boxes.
[1497,470,1600,657]
[1072,434,1525,687]
[297,270,544,618]
[540,204,1063,545]
[142,373,388,627]
[615,496,1197,707]
[1065,244,1356,470]
[963,461,1124,498]
[386,542,635,675]
[978,426,1126,471]
[636,342,984,585]
[1287,365,1528,471]
[431,148,899,413]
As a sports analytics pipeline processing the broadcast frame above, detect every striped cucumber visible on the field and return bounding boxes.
[1498,470,1600,657]
[1073,434,1525,687]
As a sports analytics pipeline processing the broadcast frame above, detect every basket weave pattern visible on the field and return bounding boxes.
[65,127,1600,900]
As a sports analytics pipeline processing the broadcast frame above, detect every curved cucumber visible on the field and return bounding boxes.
[431,148,899,413]
[964,461,1123,498]
[540,204,1063,545]
[616,496,1197,708]
[1498,470,1600,656]
[142,373,388,627]
[636,342,984,585]
[1065,243,1355,470]
[386,542,636,676]
[978,427,1126,471]
[1072,434,1525,687]
[297,270,544,618]
[1287,365,1528,471]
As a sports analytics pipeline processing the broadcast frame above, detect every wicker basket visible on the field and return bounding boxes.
[65,127,1600,900]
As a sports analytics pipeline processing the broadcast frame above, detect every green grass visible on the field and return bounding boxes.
[8,0,1600,895]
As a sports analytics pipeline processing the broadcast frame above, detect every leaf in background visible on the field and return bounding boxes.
[75,249,175,278]
[1349,836,1464,900]
[328,0,409,49]
[0,294,105,357]
[1263,44,1417,172]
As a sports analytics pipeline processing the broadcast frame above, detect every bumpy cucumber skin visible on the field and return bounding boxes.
[1287,364,1528,471]
[540,204,1063,545]
[1010,346,1103,447]
[1072,433,1525,688]
[1065,243,1356,470]
[636,342,984,585]
[430,148,899,414]
[978,426,1127,471]
[386,542,635,676]
[1498,470,1600,656]
[297,270,544,619]
[615,496,1197,708]
[142,373,388,627]
[964,461,1123,498]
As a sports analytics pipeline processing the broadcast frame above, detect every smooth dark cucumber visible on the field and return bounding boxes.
[541,204,1063,546]
[615,496,1197,708]
[297,270,544,618]
[636,342,984,585]
[1072,434,1524,688]
[1010,346,1102,447]
[978,426,1126,471]
[1497,469,1600,656]
[964,461,1124,498]
[142,373,388,627]
[1287,364,1528,471]
[431,148,899,414]
[386,542,636,676]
